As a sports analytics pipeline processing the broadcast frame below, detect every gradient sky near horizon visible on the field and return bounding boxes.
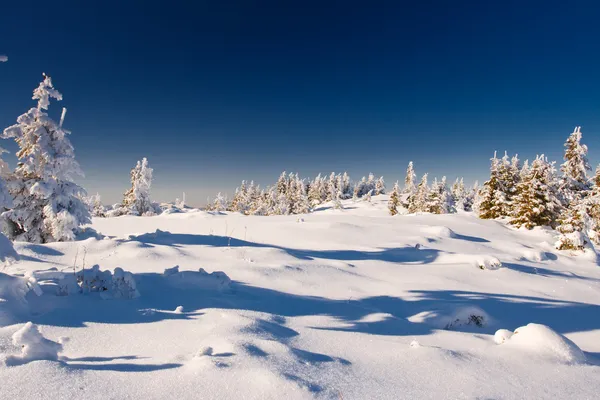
[1,1,600,206]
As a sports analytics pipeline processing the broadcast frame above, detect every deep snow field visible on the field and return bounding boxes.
[1,195,600,399]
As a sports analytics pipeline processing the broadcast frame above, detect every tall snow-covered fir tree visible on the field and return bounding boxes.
[122,158,154,216]
[404,161,416,194]
[510,155,562,229]
[1,74,90,242]
[560,126,591,202]
[388,181,400,216]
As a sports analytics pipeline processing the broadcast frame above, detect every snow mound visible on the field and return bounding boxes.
[4,322,62,366]
[497,323,586,364]
[520,250,549,262]
[473,256,503,270]
[165,268,232,291]
[493,329,514,344]
[420,226,455,238]
[0,233,19,264]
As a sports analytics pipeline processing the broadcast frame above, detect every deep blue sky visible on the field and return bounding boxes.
[1,1,599,205]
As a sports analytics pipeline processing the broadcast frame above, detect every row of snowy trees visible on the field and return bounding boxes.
[387,162,478,216]
[206,171,385,215]
[475,127,600,251]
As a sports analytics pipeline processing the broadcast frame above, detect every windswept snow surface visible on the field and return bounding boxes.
[1,195,600,399]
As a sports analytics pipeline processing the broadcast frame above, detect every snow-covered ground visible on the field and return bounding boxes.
[1,195,599,399]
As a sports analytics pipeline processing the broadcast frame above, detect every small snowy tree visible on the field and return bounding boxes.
[85,193,106,218]
[404,161,416,194]
[122,158,154,216]
[375,176,385,195]
[1,74,90,242]
[560,126,591,202]
[510,155,562,229]
[332,190,344,210]
[555,197,589,251]
[212,192,227,212]
[388,181,400,216]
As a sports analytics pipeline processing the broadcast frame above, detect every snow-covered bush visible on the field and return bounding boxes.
[4,322,62,366]
[108,267,140,299]
[443,307,488,330]
[1,74,90,243]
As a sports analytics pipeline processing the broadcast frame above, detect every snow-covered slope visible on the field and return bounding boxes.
[1,195,599,399]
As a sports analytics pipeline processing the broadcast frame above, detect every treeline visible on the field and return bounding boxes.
[205,172,385,214]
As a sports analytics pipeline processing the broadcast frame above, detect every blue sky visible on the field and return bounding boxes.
[1,1,600,205]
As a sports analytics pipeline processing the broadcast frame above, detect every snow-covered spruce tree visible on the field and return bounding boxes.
[1,74,90,242]
[408,173,429,213]
[555,197,589,251]
[122,157,154,216]
[308,173,322,206]
[560,126,591,203]
[212,192,227,212]
[476,153,503,219]
[332,189,344,210]
[85,193,106,217]
[388,181,400,216]
[427,177,453,214]
[584,165,600,244]
[276,171,288,195]
[230,180,249,213]
[496,153,520,216]
[340,172,352,199]
[404,161,416,194]
[451,178,467,210]
[326,172,337,201]
[461,181,478,212]
[375,176,385,195]
[510,155,562,229]
[292,176,310,214]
